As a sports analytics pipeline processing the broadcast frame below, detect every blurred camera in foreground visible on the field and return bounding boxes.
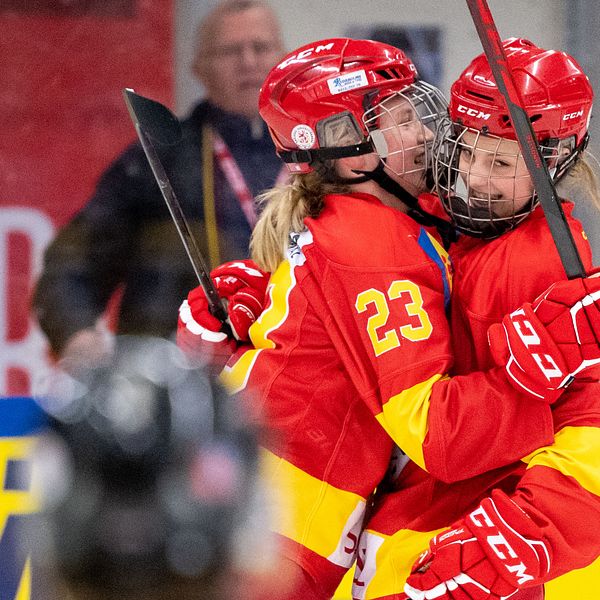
[27,335,267,600]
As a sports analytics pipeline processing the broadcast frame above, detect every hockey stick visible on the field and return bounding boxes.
[465,0,586,279]
[122,88,230,327]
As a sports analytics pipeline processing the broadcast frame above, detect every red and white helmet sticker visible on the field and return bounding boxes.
[291,124,316,149]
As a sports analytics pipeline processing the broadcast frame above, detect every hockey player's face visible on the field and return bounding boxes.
[372,94,435,196]
[457,131,534,218]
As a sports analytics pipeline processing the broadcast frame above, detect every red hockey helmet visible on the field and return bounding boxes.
[449,38,593,147]
[433,38,593,238]
[259,37,445,174]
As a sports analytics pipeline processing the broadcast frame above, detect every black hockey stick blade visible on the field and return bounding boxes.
[465,0,586,279]
[122,88,231,329]
[123,88,182,145]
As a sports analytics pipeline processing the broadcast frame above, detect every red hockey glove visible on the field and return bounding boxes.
[177,296,236,371]
[488,275,600,403]
[210,260,270,341]
[177,260,270,369]
[404,490,550,600]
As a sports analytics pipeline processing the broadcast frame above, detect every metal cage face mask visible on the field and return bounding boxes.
[362,81,448,183]
[433,117,576,238]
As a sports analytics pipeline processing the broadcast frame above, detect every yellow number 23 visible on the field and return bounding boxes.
[355,280,433,357]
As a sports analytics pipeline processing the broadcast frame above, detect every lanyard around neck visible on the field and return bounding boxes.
[202,124,290,268]
[212,129,258,228]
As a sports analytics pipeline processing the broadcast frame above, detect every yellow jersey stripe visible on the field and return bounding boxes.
[349,527,445,600]
[376,374,447,471]
[522,425,600,496]
[261,449,366,567]
[221,259,295,394]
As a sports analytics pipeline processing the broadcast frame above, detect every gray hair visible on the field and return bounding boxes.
[195,0,281,59]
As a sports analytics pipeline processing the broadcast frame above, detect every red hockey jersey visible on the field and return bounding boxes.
[221,193,554,597]
[354,200,600,600]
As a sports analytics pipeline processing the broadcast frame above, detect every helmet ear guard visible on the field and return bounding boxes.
[317,111,364,148]
[278,110,376,167]
[542,133,589,185]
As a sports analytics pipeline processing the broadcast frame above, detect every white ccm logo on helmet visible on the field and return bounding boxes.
[278,42,335,69]
[563,109,584,121]
[457,104,491,120]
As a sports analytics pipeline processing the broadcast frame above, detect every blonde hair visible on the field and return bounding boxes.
[558,153,600,212]
[250,172,350,272]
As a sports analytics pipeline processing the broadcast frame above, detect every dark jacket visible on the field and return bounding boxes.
[33,101,283,354]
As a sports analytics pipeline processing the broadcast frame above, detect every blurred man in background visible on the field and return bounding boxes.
[32,0,286,373]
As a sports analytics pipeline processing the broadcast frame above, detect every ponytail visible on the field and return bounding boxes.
[251,171,349,272]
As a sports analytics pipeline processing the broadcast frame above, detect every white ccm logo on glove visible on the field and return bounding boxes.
[469,505,534,585]
[509,308,564,382]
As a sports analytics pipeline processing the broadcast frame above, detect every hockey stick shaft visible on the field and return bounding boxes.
[122,88,230,327]
[465,0,586,279]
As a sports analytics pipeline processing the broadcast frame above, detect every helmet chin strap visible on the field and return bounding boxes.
[352,162,457,246]
[331,171,372,185]
[351,162,420,209]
